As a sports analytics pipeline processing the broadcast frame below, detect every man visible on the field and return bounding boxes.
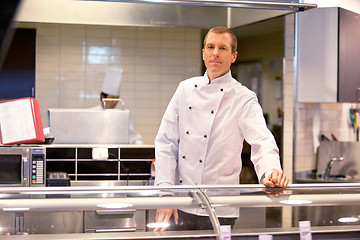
[92,66,144,145]
[154,26,289,231]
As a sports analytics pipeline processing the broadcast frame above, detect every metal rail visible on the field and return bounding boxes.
[1,183,360,193]
[89,0,317,11]
[1,183,360,210]
[189,189,223,240]
[2,193,360,211]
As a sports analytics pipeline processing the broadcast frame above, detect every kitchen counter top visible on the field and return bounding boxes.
[1,225,359,240]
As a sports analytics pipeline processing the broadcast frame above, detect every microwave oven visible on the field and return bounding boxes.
[0,146,46,187]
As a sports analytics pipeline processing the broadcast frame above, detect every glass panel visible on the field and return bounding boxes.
[0,154,21,184]
[1,184,360,238]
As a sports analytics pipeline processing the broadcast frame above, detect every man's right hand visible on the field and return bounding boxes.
[262,169,289,188]
[154,208,178,232]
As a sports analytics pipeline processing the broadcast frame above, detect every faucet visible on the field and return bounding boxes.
[324,157,344,180]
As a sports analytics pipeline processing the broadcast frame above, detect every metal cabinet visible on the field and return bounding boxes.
[23,212,83,234]
[0,212,15,235]
[298,7,360,103]
[84,210,137,233]
[338,8,360,103]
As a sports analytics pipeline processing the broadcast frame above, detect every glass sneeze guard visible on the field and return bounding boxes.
[0,183,360,239]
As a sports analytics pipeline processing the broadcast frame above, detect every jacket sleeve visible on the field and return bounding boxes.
[238,91,282,182]
[154,85,181,187]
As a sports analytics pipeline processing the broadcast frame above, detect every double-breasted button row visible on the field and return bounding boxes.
[192,83,223,91]
[184,130,208,137]
[180,154,203,164]
[184,132,207,138]
[188,106,214,115]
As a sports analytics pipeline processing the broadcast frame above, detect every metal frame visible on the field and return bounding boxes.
[88,0,317,11]
[1,183,360,239]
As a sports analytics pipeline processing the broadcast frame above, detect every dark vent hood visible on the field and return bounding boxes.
[16,0,316,29]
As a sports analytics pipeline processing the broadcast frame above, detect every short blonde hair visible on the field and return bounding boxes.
[203,26,237,53]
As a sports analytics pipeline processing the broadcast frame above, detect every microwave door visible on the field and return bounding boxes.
[0,154,23,186]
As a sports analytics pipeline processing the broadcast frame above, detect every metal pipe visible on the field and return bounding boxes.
[3,193,360,212]
[3,183,360,194]
[189,189,223,240]
[324,157,344,180]
[92,0,317,11]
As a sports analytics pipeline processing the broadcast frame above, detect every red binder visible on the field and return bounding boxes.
[0,97,45,145]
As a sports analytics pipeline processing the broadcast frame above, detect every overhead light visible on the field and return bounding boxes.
[20,190,119,195]
[338,217,359,223]
[147,222,170,229]
[96,203,133,209]
[3,207,30,211]
[280,199,312,205]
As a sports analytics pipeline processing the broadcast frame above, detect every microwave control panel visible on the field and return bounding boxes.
[30,148,46,186]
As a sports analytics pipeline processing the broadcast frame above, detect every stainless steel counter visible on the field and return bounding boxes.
[0,184,360,239]
[1,226,360,239]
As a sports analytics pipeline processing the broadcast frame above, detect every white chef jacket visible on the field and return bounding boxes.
[154,71,282,217]
[91,105,144,145]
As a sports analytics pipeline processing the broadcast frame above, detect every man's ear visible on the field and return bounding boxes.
[202,48,205,60]
[232,51,238,63]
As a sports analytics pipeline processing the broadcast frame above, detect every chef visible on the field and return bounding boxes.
[154,26,289,231]
[92,66,144,145]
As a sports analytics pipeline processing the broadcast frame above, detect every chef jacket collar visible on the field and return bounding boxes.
[203,70,233,85]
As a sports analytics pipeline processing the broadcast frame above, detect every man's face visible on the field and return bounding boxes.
[202,32,237,81]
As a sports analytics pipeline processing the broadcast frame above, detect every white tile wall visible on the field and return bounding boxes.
[281,13,296,229]
[18,23,202,144]
[283,14,296,184]
[295,102,360,173]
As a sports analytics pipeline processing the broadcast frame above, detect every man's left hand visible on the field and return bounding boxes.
[262,169,289,188]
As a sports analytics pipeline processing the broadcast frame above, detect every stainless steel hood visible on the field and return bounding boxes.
[16,0,317,29]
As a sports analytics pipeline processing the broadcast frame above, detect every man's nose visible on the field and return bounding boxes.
[213,48,219,56]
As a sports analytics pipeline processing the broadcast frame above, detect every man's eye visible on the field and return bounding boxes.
[207,46,214,49]
[220,47,227,50]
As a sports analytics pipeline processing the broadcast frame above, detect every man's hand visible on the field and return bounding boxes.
[154,208,178,232]
[262,169,289,188]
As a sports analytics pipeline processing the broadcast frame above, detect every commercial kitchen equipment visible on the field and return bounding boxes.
[48,108,130,144]
[0,146,46,187]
